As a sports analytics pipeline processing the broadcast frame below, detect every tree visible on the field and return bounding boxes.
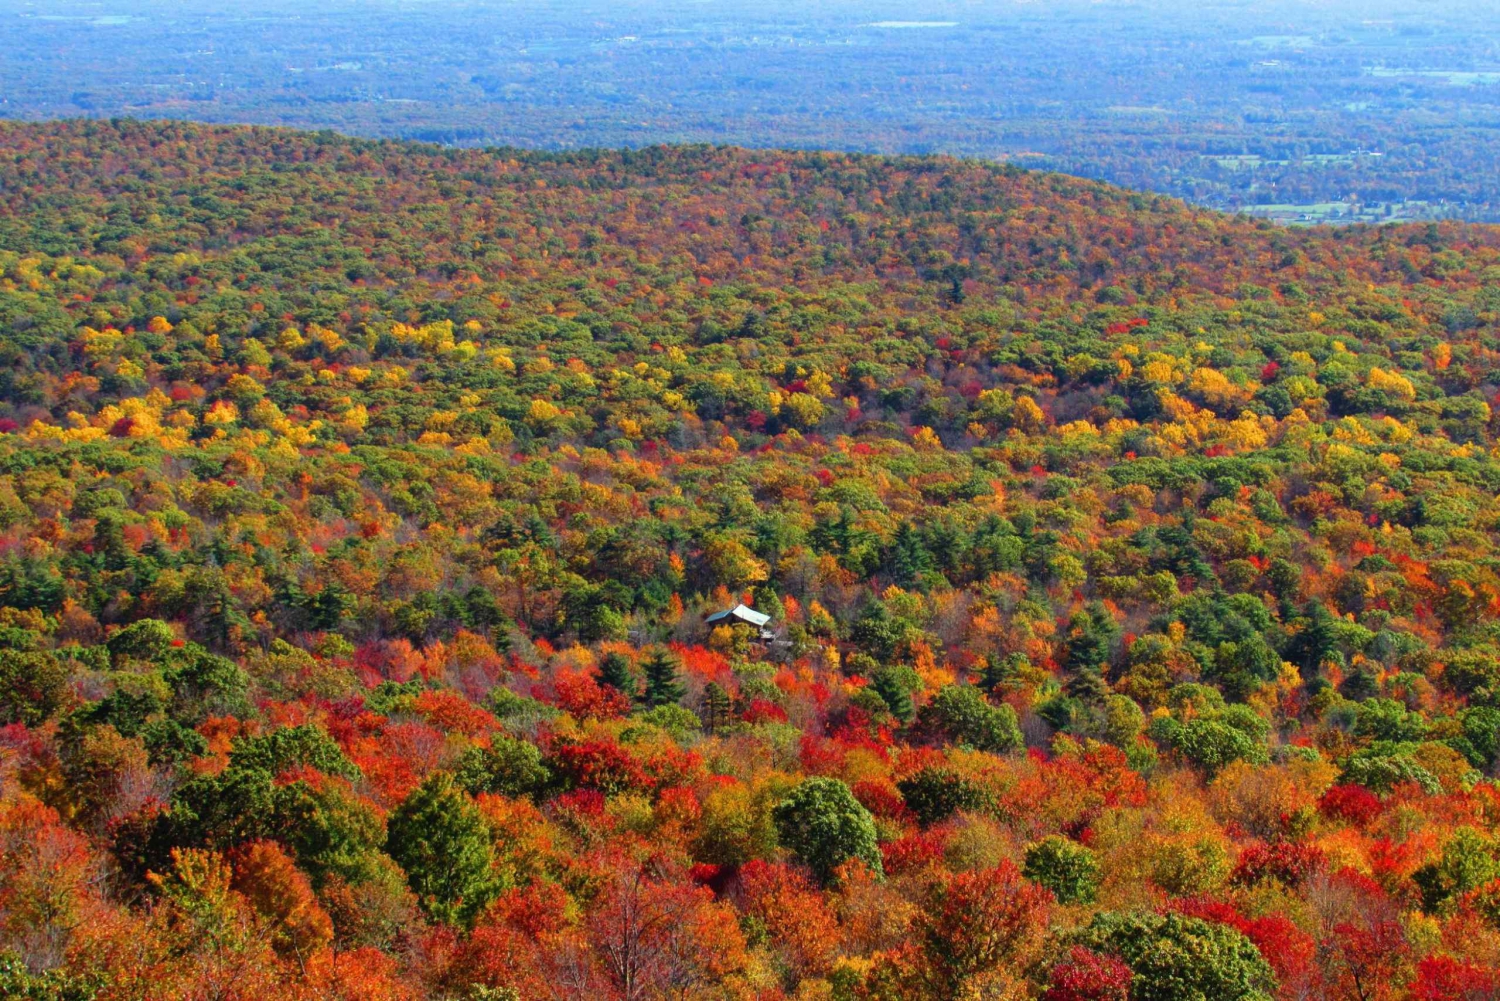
[385,772,495,926]
[1063,603,1118,705]
[1413,826,1500,913]
[870,664,920,724]
[905,861,1053,1000]
[692,781,780,868]
[272,777,387,885]
[58,722,152,835]
[587,859,747,1001]
[1024,835,1103,904]
[699,681,733,735]
[1150,714,1268,775]
[701,534,770,590]
[165,646,251,725]
[141,847,285,998]
[1072,911,1277,1001]
[597,651,637,698]
[228,841,333,968]
[920,684,1022,752]
[639,648,686,709]
[735,860,840,980]
[1045,946,1132,1001]
[0,650,73,726]
[886,522,933,588]
[0,951,96,1001]
[979,652,1029,695]
[228,724,360,780]
[1285,601,1343,676]
[454,736,551,800]
[897,767,993,826]
[105,618,177,664]
[0,798,99,971]
[772,777,883,883]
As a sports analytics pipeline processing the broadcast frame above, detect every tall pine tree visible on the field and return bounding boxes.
[979,652,1029,694]
[597,651,636,698]
[700,681,732,735]
[1063,603,1118,706]
[887,522,933,588]
[640,648,686,708]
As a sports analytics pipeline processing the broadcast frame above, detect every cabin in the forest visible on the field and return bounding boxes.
[704,603,777,642]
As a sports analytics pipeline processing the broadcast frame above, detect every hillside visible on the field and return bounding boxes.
[11,0,1500,222]
[3,119,1500,998]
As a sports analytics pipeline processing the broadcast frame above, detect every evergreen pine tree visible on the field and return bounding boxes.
[640,648,686,708]
[597,651,636,697]
[870,664,917,723]
[1065,663,1111,706]
[386,772,495,926]
[887,521,933,588]
[700,681,732,735]
[1063,603,1118,706]
[979,652,1028,693]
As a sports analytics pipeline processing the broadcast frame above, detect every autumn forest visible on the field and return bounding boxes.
[3,118,1500,999]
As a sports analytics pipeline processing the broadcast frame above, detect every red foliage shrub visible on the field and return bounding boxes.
[1044,946,1132,1001]
[741,697,788,725]
[881,829,947,877]
[1410,955,1500,1001]
[1232,840,1327,887]
[410,688,499,736]
[483,880,571,938]
[851,778,910,820]
[1320,784,1384,826]
[548,738,650,794]
[551,669,631,721]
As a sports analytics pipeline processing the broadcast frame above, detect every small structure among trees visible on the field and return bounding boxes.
[704,603,776,642]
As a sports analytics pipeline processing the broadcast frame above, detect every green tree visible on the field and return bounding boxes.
[0,949,98,1000]
[869,664,919,723]
[597,651,636,697]
[274,778,387,885]
[1353,698,1429,743]
[886,522,933,588]
[978,652,1028,694]
[1151,717,1265,774]
[1063,602,1118,706]
[772,777,883,883]
[106,618,177,664]
[1413,826,1500,912]
[1023,835,1102,904]
[897,767,993,826]
[165,646,251,725]
[851,603,910,662]
[1072,911,1276,1001]
[700,681,733,735]
[454,735,551,800]
[229,724,360,780]
[920,684,1022,752]
[385,772,496,926]
[0,650,72,725]
[640,648,686,708]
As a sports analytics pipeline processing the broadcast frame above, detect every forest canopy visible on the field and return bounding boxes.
[1,119,1500,999]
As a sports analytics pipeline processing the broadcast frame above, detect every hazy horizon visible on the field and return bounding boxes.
[7,0,1500,221]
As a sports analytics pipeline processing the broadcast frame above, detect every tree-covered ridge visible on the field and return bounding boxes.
[1,119,1500,999]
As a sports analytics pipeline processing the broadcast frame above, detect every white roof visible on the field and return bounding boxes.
[705,603,772,627]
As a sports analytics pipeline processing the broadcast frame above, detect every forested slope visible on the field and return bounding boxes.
[2,119,1500,998]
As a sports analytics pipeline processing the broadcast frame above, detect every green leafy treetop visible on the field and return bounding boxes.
[384,771,496,927]
[772,776,884,883]
[1023,835,1103,904]
[1072,911,1276,1001]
